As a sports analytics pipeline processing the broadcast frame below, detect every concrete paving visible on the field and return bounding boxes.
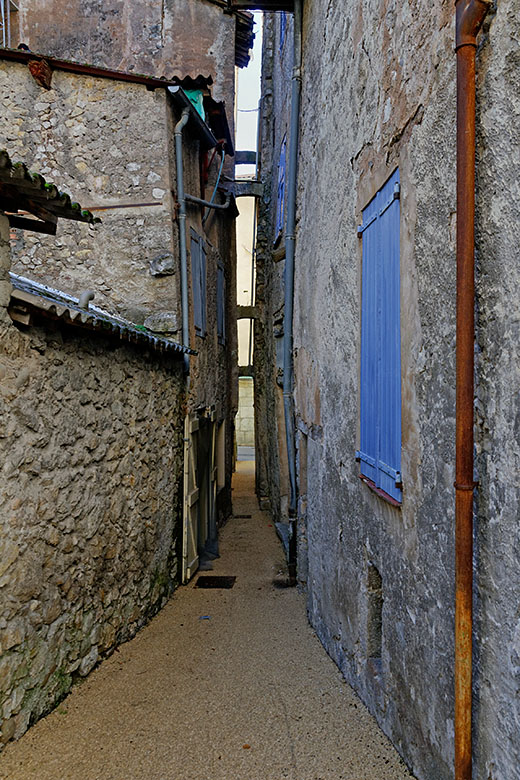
[0,463,414,780]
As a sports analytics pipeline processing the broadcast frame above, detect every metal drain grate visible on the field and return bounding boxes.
[195,575,236,589]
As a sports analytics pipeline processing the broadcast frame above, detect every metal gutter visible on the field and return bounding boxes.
[454,2,491,779]
[0,46,179,89]
[169,87,218,151]
[283,0,302,585]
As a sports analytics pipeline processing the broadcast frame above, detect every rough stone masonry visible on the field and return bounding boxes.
[0,211,186,744]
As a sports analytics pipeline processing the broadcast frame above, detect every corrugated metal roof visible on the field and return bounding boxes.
[235,10,255,68]
[8,273,195,357]
[0,150,100,233]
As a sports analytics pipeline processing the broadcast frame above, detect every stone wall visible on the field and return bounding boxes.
[0,60,179,325]
[0,215,185,744]
[255,11,293,515]
[0,60,238,505]
[16,0,239,151]
[260,2,520,778]
[473,5,520,779]
[0,9,240,747]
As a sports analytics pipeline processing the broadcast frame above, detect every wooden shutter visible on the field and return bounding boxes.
[280,11,287,50]
[276,135,287,236]
[182,414,200,583]
[190,232,202,334]
[200,242,207,336]
[191,231,207,337]
[217,263,226,345]
[357,169,401,502]
[377,170,401,500]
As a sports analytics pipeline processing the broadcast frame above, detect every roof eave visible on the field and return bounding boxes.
[168,87,218,151]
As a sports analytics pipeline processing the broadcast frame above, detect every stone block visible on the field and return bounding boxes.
[144,311,180,333]
[149,252,176,277]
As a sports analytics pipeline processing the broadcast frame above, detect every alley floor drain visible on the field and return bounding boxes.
[195,576,236,589]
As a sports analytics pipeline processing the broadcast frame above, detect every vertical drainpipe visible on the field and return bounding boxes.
[454,2,490,778]
[174,108,191,375]
[283,0,302,585]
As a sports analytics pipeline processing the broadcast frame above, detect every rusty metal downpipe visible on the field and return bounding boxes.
[454,2,490,778]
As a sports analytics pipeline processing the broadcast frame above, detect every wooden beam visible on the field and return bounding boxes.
[235,150,257,165]
[237,305,259,320]
[229,1,293,9]
[8,215,57,235]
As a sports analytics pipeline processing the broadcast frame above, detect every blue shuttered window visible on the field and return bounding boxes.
[276,134,287,238]
[357,169,401,503]
[217,263,226,345]
[190,230,206,337]
[279,11,287,51]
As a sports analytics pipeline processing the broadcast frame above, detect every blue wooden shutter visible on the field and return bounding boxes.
[217,263,225,345]
[280,11,287,50]
[190,233,201,334]
[377,170,401,500]
[358,169,401,502]
[200,242,207,336]
[276,135,287,236]
[358,188,380,485]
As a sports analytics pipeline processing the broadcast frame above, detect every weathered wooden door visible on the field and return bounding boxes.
[206,411,219,557]
[182,414,200,583]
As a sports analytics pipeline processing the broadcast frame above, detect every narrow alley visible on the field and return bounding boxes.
[0,465,413,780]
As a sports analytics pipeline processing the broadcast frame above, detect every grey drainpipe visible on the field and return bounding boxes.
[174,108,191,374]
[186,192,232,210]
[283,0,302,585]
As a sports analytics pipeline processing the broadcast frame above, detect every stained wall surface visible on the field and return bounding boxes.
[0,61,177,324]
[255,11,293,517]
[0,37,238,745]
[16,0,241,143]
[0,210,185,743]
[260,2,520,779]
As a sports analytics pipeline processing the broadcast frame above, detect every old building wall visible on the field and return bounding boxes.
[0,45,238,747]
[182,145,239,516]
[0,60,237,478]
[292,3,459,778]
[259,1,520,778]
[0,61,178,325]
[16,0,240,143]
[473,5,520,779]
[255,11,293,516]
[0,261,185,744]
